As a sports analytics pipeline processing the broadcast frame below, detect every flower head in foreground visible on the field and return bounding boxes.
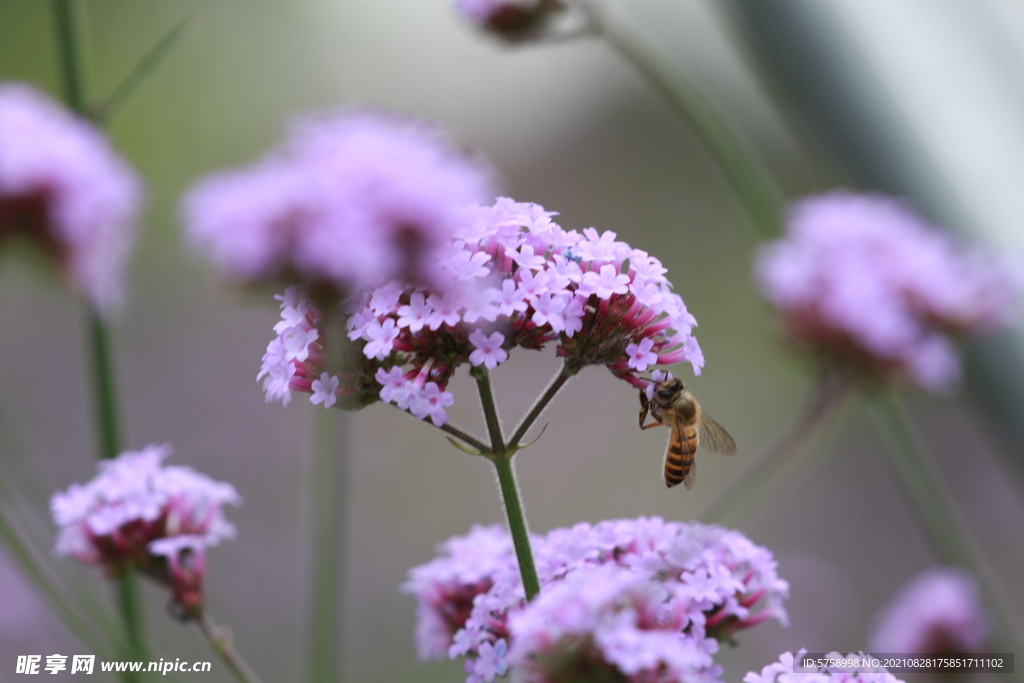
[261,198,704,425]
[51,444,240,619]
[868,568,988,656]
[404,518,788,683]
[746,650,905,683]
[183,109,494,298]
[756,191,1018,392]
[0,83,143,313]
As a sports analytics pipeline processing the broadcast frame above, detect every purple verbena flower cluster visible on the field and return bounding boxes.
[0,83,142,313]
[403,517,789,683]
[746,650,905,683]
[183,110,494,297]
[756,191,1018,391]
[50,444,240,618]
[868,568,988,656]
[260,198,704,424]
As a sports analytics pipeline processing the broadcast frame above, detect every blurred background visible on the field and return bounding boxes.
[1,0,1023,681]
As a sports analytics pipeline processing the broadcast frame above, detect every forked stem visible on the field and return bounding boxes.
[474,368,542,600]
[399,362,579,601]
[508,361,578,450]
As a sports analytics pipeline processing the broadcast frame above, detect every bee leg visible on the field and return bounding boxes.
[638,392,651,429]
[639,390,664,429]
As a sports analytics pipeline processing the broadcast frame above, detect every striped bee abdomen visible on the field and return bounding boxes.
[664,425,698,488]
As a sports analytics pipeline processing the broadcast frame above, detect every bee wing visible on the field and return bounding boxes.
[683,459,696,490]
[698,412,737,455]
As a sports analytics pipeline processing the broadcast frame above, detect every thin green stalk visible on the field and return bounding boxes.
[115,576,147,661]
[308,409,346,683]
[0,406,126,654]
[83,138,146,683]
[473,368,506,452]
[696,370,852,525]
[198,614,264,683]
[87,310,121,461]
[586,2,784,238]
[474,369,542,600]
[93,17,195,123]
[492,456,541,600]
[52,0,87,113]
[507,361,578,450]
[868,393,1024,665]
[52,0,148,672]
[0,508,111,655]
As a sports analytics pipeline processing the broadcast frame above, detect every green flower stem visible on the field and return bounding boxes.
[52,0,87,114]
[197,614,264,683]
[52,0,149,672]
[868,392,1024,660]
[308,409,346,683]
[474,369,542,600]
[114,576,147,663]
[87,310,121,461]
[473,368,506,452]
[93,16,195,123]
[696,369,852,525]
[586,2,784,239]
[0,508,110,655]
[492,456,541,600]
[0,408,127,656]
[507,361,579,450]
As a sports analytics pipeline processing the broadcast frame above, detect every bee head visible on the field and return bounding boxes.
[656,379,684,401]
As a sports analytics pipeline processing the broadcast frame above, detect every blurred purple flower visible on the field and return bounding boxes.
[868,568,988,656]
[50,444,240,619]
[746,650,905,683]
[0,83,142,313]
[403,517,788,683]
[756,191,1019,392]
[456,0,568,42]
[182,109,495,298]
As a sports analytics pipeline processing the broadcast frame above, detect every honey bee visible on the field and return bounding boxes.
[638,378,736,489]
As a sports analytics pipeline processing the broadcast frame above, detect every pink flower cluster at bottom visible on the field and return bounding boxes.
[403,518,789,683]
